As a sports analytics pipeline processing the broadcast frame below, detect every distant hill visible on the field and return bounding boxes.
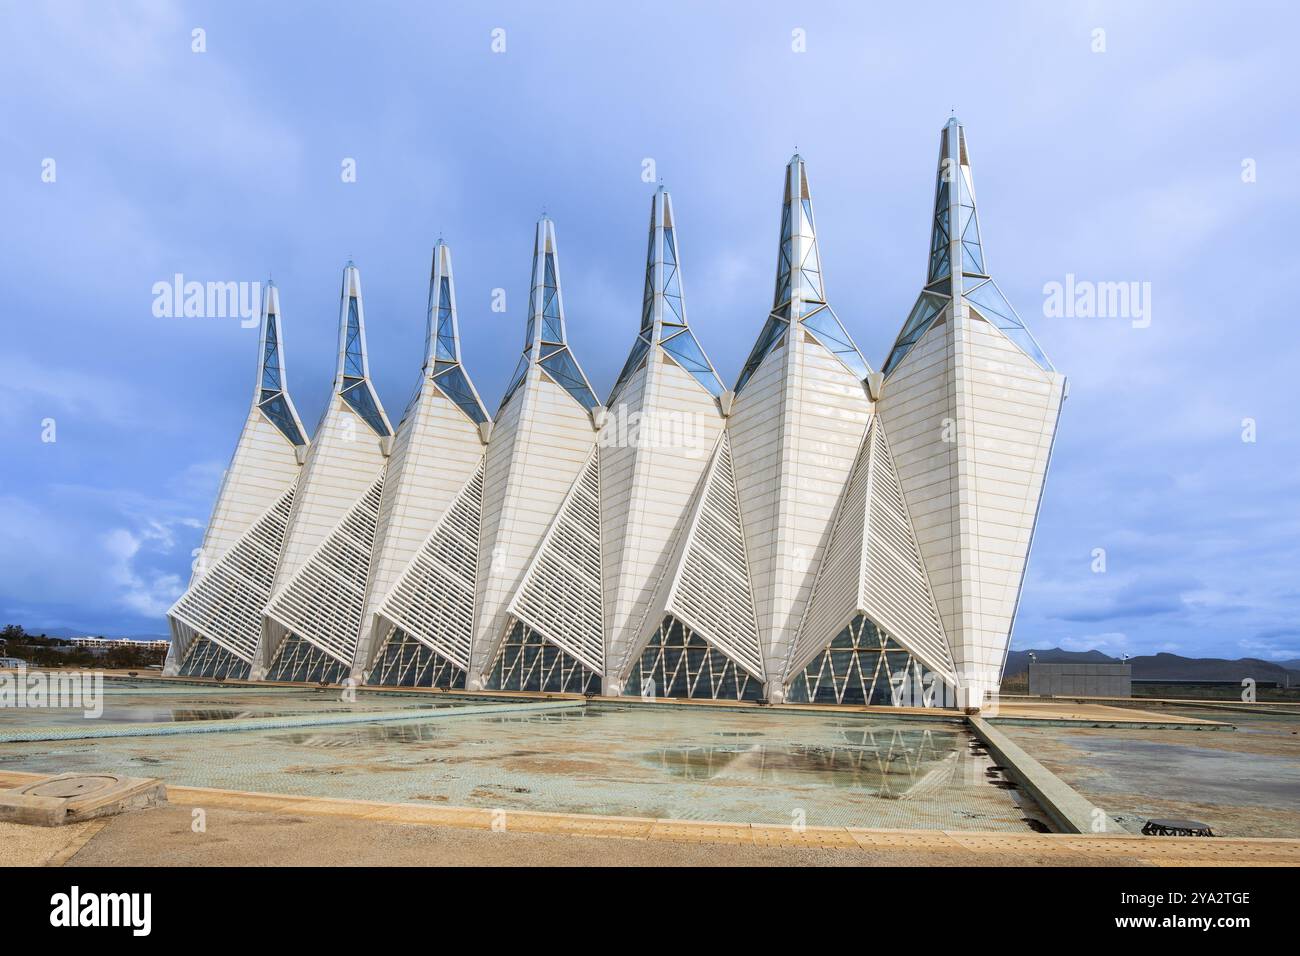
[1004,648,1115,675]
[1129,653,1298,685]
[1006,648,1300,686]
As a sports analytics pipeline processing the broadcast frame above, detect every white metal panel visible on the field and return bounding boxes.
[631,431,763,682]
[199,411,303,572]
[860,419,955,681]
[602,354,723,681]
[263,471,386,666]
[355,380,484,672]
[169,483,296,663]
[508,448,604,672]
[470,369,597,678]
[374,458,484,669]
[949,307,1065,691]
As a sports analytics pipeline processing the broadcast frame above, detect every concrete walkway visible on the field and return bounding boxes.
[989,700,1227,727]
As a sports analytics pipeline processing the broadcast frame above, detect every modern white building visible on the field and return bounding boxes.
[165,282,307,680]
[166,119,1063,710]
[69,638,172,651]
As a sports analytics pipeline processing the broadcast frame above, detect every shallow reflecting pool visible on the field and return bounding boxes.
[0,699,1049,831]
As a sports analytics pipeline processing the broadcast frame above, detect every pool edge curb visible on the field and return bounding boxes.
[967,715,1128,835]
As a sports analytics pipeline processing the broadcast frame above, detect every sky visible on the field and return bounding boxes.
[2,1,1297,660]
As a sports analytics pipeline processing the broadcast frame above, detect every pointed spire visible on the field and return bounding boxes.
[925,116,985,296]
[774,154,825,320]
[253,282,307,447]
[736,156,868,393]
[644,186,687,335]
[418,241,488,425]
[424,240,461,369]
[883,119,1052,376]
[609,187,723,403]
[527,216,566,352]
[501,217,600,413]
[334,262,393,437]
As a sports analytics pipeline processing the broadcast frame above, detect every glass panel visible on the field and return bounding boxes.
[435,276,457,361]
[499,354,530,409]
[789,614,950,707]
[802,306,869,380]
[623,615,763,701]
[267,633,349,684]
[434,364,489,425]
[965,280,1053,370]
[539,347,599,410]
[178,635,251,680]
[261,321,282,391]
[258,392,307,446]
[486,620,599,694]
[607,334,651,404]
[344,298,365,377]
[341,380,391,436]
[369,627,466,688]
[661,329,723,396]
[882,292,948,376]
[541,252,564,343]
[734,313,788,393]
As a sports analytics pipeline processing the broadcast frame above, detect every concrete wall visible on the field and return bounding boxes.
[1028,662,1131,698]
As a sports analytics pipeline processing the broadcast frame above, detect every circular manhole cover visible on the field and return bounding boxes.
[23,775,121,799]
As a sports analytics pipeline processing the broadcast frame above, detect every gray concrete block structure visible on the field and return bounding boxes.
[1028,662,1131,698]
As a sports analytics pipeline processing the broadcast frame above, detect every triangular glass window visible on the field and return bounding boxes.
[541,252,564,344]
[344,298,365,377]
[258,392,306,446]
[340,379,390,436]
[661,329,723,396]
[435,276,457,362]
[964,280,1053,371]
[500,354,530,409]
[608,334,651,404]
[801,306,869,380]
[261,322,282,391]
[539,347,599,411]
[735,313,788,393]
[434,364,488,425]
[882,292,949,376]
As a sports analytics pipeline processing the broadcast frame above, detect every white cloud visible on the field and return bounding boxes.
[102,527,185,618]
[1059,631,1130,654]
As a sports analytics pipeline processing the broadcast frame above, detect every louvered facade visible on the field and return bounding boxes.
[174,119,1062,712]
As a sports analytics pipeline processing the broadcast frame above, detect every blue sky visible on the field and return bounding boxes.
[3,1,1297,659]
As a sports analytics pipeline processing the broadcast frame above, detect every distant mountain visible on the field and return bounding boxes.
[1006,647,1300,686]
[1004,648,1115,675]
[1128,653,1298,685]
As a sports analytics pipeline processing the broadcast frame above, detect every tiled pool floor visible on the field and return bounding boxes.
[0,700,1050,831]
[1002,707,1300,838]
